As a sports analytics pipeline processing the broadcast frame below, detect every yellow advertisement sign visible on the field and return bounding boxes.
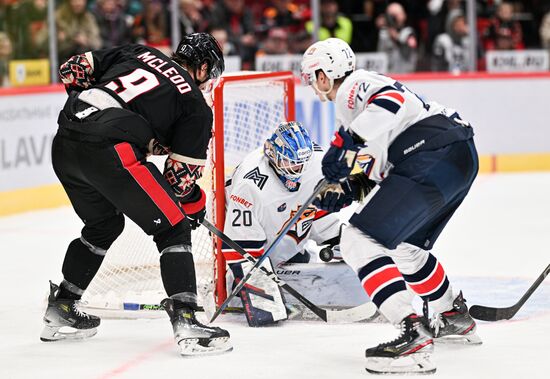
[8,59,50,86]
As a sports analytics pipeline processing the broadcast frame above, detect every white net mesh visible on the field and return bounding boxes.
[80,72,293,318]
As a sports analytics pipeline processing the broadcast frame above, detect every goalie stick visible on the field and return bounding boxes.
[469,263,550,321]
[210,179,328,323]
[201,218,377,323]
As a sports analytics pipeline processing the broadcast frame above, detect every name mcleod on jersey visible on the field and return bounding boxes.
[136,51,192,94]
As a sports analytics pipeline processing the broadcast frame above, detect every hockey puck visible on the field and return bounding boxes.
[319,247,334,262]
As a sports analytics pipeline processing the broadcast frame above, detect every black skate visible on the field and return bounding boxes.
[365,314,436,375]
[162,298,232,357]
[426,292,482,345]
[40,281,100,342]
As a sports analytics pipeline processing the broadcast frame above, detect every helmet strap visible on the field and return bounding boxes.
[312,78,334,102]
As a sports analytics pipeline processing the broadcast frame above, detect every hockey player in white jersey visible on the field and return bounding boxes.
[301,38,481,374]
[222,121,342,327]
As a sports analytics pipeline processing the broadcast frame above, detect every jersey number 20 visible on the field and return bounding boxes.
[232,209,252,227]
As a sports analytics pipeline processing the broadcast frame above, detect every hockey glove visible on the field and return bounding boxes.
[179,185,206,230]
[321,126,363,183]
[59,53,95,92]
[313,173,376,212]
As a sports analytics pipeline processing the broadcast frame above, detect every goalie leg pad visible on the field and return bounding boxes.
[230,259,288,327]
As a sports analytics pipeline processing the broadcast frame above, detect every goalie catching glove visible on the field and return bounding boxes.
[321,126,364,183]
[313,173,376,212]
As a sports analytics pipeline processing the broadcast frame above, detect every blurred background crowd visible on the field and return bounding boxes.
[1,0,550,86]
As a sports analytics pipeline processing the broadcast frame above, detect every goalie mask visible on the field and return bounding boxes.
[175,33,225,86]
[264,122,313,191]
[300,38,356,101]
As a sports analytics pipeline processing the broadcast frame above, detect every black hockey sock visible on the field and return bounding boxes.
[160,246,197,302]
[61,238,106,295]
[58,283,82,301]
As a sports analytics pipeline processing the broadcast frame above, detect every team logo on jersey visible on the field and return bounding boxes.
[277,206,317,244]
[244,167,268,190]
[277,203,287,212]
[357,153,375,176]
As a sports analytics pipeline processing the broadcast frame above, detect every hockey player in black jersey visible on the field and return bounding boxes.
[41,33,232,356]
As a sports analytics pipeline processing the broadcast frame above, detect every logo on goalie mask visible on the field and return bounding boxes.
[264,121,313,191]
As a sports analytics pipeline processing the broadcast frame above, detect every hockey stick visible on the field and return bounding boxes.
[469,263,550,321]
[202,218,377,323]
[210,179,328,323]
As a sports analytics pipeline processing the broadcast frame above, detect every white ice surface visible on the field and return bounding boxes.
[1,172,549,379]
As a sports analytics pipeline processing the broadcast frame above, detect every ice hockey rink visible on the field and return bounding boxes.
[1,171,549,379]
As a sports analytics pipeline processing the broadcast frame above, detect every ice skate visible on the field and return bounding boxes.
[365,314,436,375]
[40,281,100,342]
[162,298,232,357]
[427,292,482,345]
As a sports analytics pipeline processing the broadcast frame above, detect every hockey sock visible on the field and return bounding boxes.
[401,253,454,313]
[61,238,106,297]
[59,281,82,301]
[160,245,198,308]
[357,256,414,324]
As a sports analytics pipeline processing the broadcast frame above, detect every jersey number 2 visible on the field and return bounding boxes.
[105,68,160,103]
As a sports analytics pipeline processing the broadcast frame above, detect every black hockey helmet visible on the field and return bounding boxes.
[175,33,225,83]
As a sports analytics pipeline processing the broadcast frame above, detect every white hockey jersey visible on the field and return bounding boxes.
[222,145,341,267]
[335,69,458,182]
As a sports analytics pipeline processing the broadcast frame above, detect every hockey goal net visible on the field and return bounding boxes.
[80,71,295,318]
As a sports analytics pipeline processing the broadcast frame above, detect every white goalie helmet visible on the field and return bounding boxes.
[300,38,356,100]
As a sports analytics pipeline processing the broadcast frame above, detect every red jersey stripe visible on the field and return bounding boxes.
[369,91,405,104]
[408,262,446,295]
[114,143,184,226]
[223,249,265,261]
[362,266,403,296]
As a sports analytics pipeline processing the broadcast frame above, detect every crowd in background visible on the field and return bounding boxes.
[1,0,550,85]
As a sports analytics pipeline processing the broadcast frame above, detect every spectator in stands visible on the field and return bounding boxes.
[56,0,101,63]
[209,25,237,56]
[259,0,310,54]
[432,10,470,73]
[260,0,309,34]
[256,27,289,56]
[426,0,463,54]
[305,0,353,44]
[484,1,524,50]
[118,0,142,17]
[210,0,256,69]
[0,31,12,86]
[179,0,209,36]
[539,10,550,50]
[131,0,170,48]
[8,0,49,59]
[93,0,132,49]
[377,2,417,73]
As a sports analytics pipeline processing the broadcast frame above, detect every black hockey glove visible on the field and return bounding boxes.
[321,126,363,183]
[59,53,95,93]
[313,173,376,213]
[179,185,206,230]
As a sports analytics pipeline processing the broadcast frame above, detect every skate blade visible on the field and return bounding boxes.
[40,325,98,342]
[366,353,436,375]
[178,337,233,357]
[435,331,482,345]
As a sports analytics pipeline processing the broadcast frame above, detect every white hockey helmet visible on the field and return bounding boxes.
[300,38,356,100]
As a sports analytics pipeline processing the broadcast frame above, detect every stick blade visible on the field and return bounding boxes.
[469,304,516,321]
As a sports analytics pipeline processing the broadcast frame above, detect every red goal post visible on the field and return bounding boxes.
[210,71,296,307]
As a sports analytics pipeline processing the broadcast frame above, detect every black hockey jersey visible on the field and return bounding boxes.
[89,44,212,162]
